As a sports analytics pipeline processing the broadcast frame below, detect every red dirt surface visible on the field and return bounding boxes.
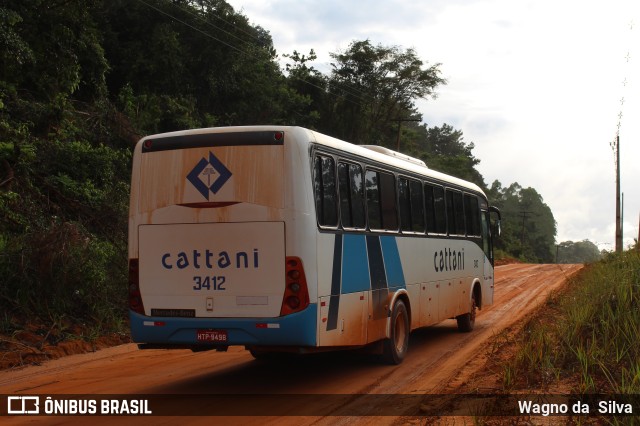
[0,327,129,371]
[0,264,582,425]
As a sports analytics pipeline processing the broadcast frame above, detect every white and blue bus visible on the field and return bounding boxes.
[128,126,501,364]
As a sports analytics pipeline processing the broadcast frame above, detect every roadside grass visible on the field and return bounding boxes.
[504,250,640,395]
[0,222,129,351]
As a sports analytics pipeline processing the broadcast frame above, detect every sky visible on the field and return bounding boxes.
[227,0,640,250]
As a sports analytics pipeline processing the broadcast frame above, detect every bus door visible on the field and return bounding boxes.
[481,206,501,306]
[481,209,494,305]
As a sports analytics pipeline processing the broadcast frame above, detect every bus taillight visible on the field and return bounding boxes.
[128,259,145,315]
[280,257,309,316]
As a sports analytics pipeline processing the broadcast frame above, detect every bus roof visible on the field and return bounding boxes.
[138,125,486,199]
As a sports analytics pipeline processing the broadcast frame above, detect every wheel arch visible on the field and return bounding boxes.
[387,289,412,336]
[472,279,483,310]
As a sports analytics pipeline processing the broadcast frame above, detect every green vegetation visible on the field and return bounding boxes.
[557,239,603,263]
[504,250,640,395]
[488,181,557,263]
[0,0,558,340]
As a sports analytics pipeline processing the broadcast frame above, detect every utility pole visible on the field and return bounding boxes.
[612,21,633,252]
[519,211,533,247]
[615,134,622,253]
[391,118,420,152]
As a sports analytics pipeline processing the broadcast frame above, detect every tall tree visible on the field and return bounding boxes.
[320,40,445,145]
[282,49,325,128]
[98,0,304,133]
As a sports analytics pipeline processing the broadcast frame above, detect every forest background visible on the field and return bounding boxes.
[0,0,599,337]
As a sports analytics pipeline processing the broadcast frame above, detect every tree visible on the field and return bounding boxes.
[489,181,557,262]
[0,0,108,105]
[405,123,485,189]
[557,240,601,263]
[282,49,325,128]
[320,40,445,145]
[99,0,303,133]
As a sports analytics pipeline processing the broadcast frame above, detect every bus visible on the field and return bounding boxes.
[128,126,501,364]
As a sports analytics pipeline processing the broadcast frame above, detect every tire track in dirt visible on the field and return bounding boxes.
[306,264,583,426]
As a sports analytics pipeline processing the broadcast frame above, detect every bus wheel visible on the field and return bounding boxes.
[382,299,409,365]
[456,297,477,332]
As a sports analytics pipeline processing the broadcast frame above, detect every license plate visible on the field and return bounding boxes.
[196,329,228,343]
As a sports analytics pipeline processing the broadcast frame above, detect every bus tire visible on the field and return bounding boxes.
[382,299,409,365]
[456,297,477,332]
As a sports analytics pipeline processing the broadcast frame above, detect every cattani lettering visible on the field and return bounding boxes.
[162,248,259,270]
[433,247,465,272]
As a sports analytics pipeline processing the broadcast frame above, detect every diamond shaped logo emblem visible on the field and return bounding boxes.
[187,152,232,200]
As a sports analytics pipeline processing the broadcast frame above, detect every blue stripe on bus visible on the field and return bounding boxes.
[326,234,343,331]
[366,235,389,320]
[324,234,405,330]
[130,304,318,346]
[366,235,387,290]
[341,234,370,294]
[380,236,406,289]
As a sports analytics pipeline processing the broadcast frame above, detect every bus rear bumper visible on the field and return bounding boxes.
[129,304,318,347]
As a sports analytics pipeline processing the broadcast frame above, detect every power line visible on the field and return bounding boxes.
[185,2,378,104]
[135,0,246,54]
[181,1,265,45]
[136,0,372,109]
[133,0,430,127]
[169,3,259,50]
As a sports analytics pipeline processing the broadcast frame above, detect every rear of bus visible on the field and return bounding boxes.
[128,126,318,351]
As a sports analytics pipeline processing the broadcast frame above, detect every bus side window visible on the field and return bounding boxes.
[409,179,425,233]
[433,185,447,234]
[366,169,398,231]
[400,178,425,233]
[425,184,446,234]
[399,178,411,231]
[446,189,465,236]
[338,162,365,229]
[454,191,465,236]
[464,194,481,237]
[365,170,382,229]
[445,190,456,235]
[313,155,338,227]
[424,184,435,233]
[379,171,398,230]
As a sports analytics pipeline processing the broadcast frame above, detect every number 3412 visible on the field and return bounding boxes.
[193,276,226,291]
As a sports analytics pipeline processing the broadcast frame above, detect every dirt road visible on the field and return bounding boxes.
[0,263,582,424]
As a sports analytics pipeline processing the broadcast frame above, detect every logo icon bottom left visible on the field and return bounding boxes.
[8,396,40,414]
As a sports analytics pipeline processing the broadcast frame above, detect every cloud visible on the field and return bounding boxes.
[228,0,640,247]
